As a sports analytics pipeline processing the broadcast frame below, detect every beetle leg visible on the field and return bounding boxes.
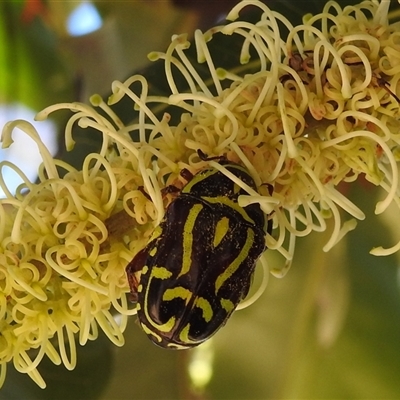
[126,248,149,302]
[197,149,225,162]
[373,75,400,103]
[161,185,181,197]
[179,168,194,182]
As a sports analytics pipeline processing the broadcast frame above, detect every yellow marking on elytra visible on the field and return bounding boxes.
[152,266,172,279]
[180,203,203,276]
[163,287,192,304]
[149,247,157,257]
[178,323,198,345]
[143,300,176,333]
[141,322,162,342]
[195,297,213,322]
[141,265,149,275]
[181,164,250,195]
[202,196,255,224]
[155,316,176,332]
[213,216,230,248]
[167,343,189,349]
[181,168,219,194]
[143,268,177,333]
[215,227,255,293]
[137,284,143,293]
[220,298,235,313]
[149,225,163,242]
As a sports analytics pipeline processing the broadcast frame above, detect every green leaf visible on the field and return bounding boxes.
[0,3,72,111]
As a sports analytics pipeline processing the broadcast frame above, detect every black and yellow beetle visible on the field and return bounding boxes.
[126,153,271,349]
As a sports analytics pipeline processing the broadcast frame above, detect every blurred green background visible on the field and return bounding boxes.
[1,0,400,399]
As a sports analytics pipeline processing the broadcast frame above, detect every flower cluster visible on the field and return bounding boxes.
[1,0,400,389]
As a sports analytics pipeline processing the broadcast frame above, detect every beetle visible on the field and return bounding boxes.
[126,153,271,349]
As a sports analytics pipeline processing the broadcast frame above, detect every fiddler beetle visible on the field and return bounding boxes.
[126,151,272,349]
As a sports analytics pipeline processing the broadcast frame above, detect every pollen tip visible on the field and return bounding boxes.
[225,10,239,21]
[34,110,47,121]
[89,94,103,107]
[147,51,160,61]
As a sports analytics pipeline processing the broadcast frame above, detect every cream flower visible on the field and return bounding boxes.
[1,0,400,389]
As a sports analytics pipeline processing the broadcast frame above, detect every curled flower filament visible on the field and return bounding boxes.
[1,0,400,389]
